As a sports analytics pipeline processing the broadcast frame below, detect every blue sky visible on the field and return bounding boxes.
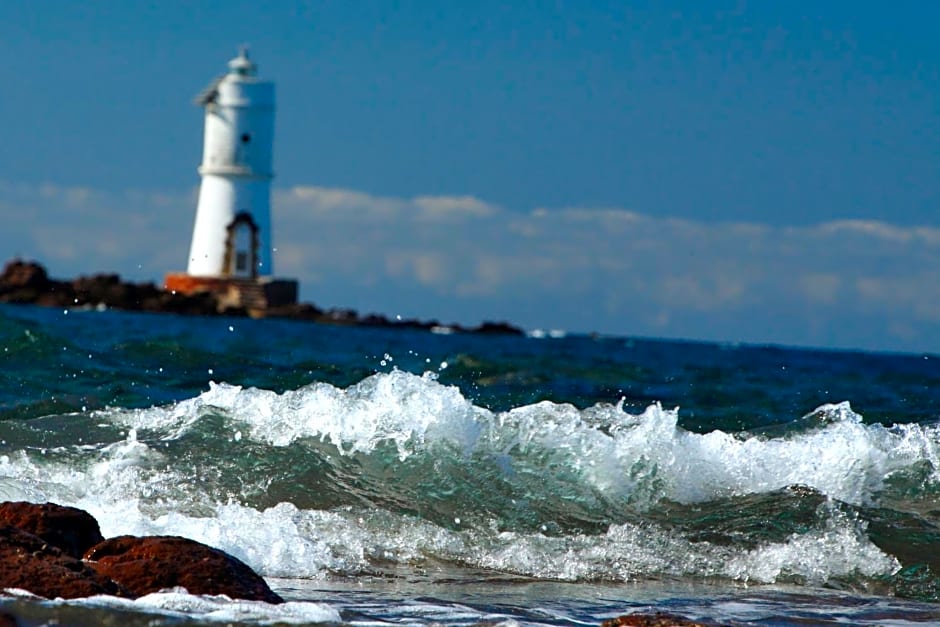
[1,1,939,353]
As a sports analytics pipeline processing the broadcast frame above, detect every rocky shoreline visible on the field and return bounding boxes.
[0,259,524,336]
[0,501,280,603]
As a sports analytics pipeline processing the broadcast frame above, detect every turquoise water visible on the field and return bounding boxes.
[2,303,940,625]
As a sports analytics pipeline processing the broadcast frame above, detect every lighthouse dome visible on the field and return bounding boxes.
[228,46,257,77]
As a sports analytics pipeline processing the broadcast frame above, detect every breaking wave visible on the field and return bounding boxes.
[1,370,937,589]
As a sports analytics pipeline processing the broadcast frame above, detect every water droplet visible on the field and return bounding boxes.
[208,368,214,375]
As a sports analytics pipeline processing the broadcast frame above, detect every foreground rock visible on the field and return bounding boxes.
[0,502,282,604]
[0,525,128,600]
[0,502,104,559]
[602,613,712,626]
[84,535,284,604]
[0,258,525,335]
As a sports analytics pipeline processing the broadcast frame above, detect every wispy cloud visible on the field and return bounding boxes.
[274,185,940,350]
[2,180,939,352]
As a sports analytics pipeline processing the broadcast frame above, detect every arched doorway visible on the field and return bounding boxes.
[223,212,260,278]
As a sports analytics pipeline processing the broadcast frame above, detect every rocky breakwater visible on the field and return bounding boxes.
[0,501,282,603]
[0,259,525,335]
[0,259,217,316]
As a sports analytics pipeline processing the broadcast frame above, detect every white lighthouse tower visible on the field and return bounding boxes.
[166,48,297,311]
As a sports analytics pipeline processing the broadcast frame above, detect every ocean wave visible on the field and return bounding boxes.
[92,370,940,509]
[0,370,933,590]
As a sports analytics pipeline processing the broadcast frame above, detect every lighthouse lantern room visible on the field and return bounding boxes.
[165,48,298,312]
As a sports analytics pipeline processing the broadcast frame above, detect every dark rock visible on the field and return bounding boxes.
[84,535,284,604]
[0,260,62,304]
[601,613,712,627]
[71,273,121,303]
[396,318,434,331]
[148,289,220,316]
[470,320,526,336]
[267,302,324,320]
[0,502,281,603]
[34,289,71,307]
[0,525,128,600]
[0,260,49,292]
[0,502,104,559]
[360,313,391,326]
[72,275,172,312]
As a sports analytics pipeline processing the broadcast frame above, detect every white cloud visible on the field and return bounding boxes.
[814,219,940,244]
[412,195,497,219]
[281,185,403,217]
[269,192,940,349]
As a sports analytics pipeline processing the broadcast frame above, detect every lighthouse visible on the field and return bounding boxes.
[166,48,297,312]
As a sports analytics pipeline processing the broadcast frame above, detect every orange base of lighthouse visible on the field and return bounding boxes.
[164,273,298,314]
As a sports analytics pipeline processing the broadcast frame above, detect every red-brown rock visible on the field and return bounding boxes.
[0,260,48,291]
[0,502,104,559]
[601,614,712,627]
[84,535,283,604]
[0,525,128,599]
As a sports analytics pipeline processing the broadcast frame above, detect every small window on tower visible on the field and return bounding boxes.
[235,251,248,272]
[241,133,251,143]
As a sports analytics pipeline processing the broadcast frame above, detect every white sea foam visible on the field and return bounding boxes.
[68,590,340,624]
[103,372,939,507]
[462,502,899,584]
[0,445,902,586]
[82,495,901,585]
[107,371,488,459]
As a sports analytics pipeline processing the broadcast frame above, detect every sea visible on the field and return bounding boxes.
[1,302,940,626]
